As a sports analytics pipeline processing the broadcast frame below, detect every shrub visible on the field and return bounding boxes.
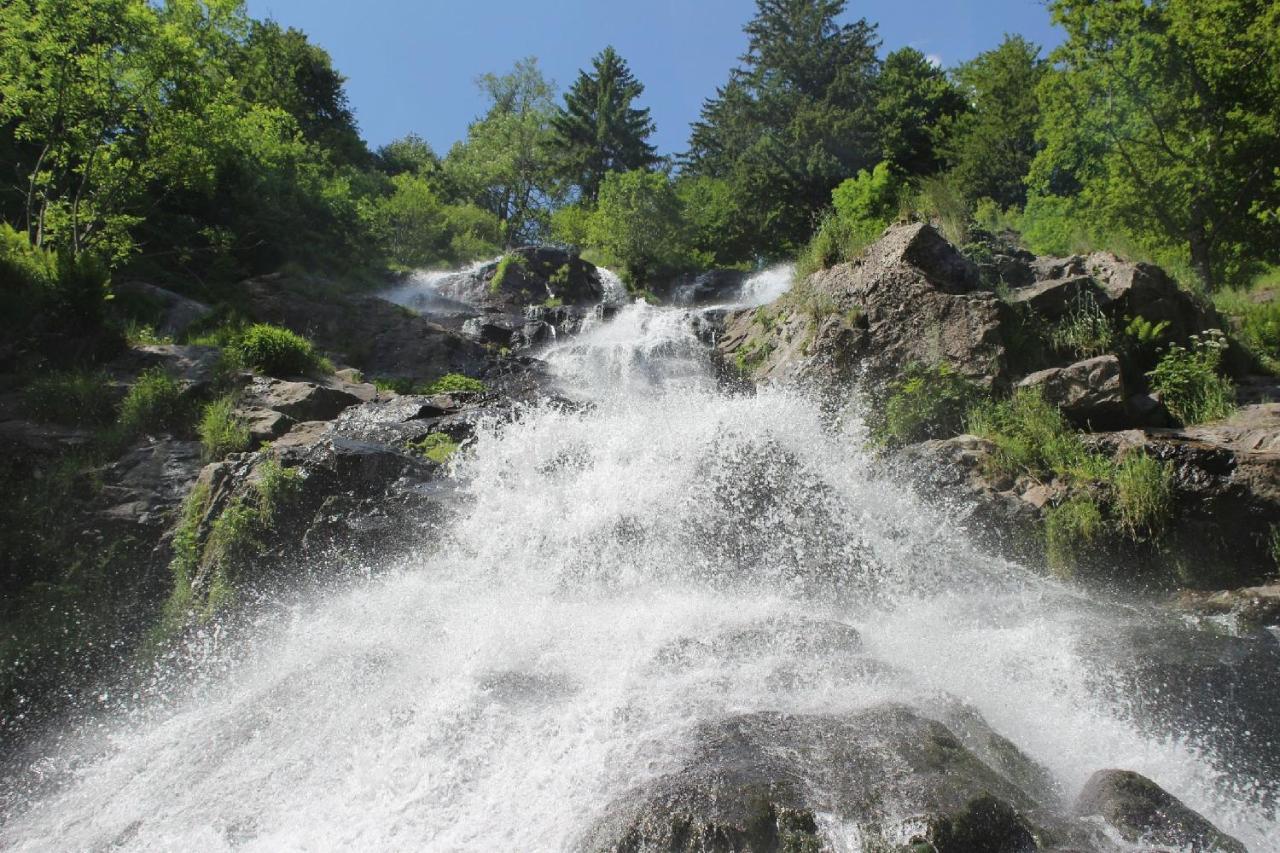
[117,368,186,438]
[427,373,485,394]
[198,395,251,461]
[22,370,116,426]
[869,362,982,447]
[1147,330,1236,425]
[1113,451,1174,537]
[406,432,460,464]
[231,323,329,377]
[795,162,903,281]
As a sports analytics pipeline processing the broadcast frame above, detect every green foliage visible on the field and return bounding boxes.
[967,387,1110,483]
[875,47,968,177]
[551,47,657,201]
[1113,451,1174,538]
[0,0,380,280]
[370,172,500,268]
[795,162,904,279]
[913,173,971,246]
[684,0,883,256]
[1213,277,1280,371]
[426,373,486,394]
[231,324,329,377]
[1050,294,1115,359]
[945,35,1047,207]
[1124,316,1170,348]
[1147,330,1236,425]
[116,368,186,439]
[1014,194,1092,257]
[22,370,116,426]
[406,432,460,464]
[491,253,528,292]
[444,58,561,246]
[586,170,690,285]
[869,363,982,448]
[1044,495,1104,576]
[198,459,303,612]
[198,395,251,461]
[1034,0,1280,290]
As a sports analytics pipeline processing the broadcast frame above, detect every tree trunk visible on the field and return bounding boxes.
[1188,214,1214,291]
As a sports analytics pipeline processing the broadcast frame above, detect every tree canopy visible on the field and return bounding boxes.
[552,47,657,202]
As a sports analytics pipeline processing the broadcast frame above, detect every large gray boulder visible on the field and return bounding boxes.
[582,703,1072,852]
[717,224,1008,390]
[1073,770,1246,853]
[113,281,213,338]
[1017,355,1126,428]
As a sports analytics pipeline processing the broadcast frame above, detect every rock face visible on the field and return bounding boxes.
[243,276,491,384]
[718,223,1008,390]
[583,703,1080,852]
[113,281,213,338]
[109,344,222,397]
[1017,355,1126,428]
[1073,770,1246,853]
[665,269,749,305]
[902,404,1280,586]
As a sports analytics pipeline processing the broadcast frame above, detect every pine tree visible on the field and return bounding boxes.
[552,47,657,201]
[684,0,881,256]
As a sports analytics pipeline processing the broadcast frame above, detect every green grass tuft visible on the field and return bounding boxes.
[406,432,460,464]
[426,373,486,394]
[198,395,251,461]
[22,370,116,426]
[116,367,186,439]
[869,362,982,448]
[231,323,330,377]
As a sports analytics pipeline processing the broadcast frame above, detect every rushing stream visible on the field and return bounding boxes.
[2,269,1278,851]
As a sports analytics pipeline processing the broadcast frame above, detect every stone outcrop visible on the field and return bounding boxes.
[113,281,213,338]
[902,403,1280,586]
[717,223,1008,390]
[1073,770,1246,853]
[242,275,492,384]
[582,703,1069,853]
[1017,355,1126,428]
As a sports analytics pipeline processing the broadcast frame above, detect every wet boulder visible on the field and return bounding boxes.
[666,269,750,305]
[1073,770,1246,853]
[1016,355,1126,429]
[582,704,1065,852]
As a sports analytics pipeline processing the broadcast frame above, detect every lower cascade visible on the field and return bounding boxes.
[2,298,1277,852]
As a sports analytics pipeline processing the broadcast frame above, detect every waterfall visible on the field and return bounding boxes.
[2,300,1276,852]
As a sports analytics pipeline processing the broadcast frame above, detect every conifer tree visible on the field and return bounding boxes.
[552,47,657,201]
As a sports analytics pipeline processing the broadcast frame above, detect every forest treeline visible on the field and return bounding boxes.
[2,0,1278,334]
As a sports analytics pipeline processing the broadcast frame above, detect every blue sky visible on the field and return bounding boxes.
[243,1,1064,157]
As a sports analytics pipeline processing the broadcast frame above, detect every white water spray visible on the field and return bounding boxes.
[2,299,1276,851]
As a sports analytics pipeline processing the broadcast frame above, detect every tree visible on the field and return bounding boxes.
[236,20,369,166]
[369,172,499,268]
[945,35,1047,207]
[1033,0,1280,289]
[445,58,561,246]
[875,48,968,177]
[375,134,440,177]
[684,0,882,256]
[552,47,657,201]
[588,170,687,284]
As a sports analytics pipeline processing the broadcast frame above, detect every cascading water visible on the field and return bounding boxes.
[2,292,1278,851]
